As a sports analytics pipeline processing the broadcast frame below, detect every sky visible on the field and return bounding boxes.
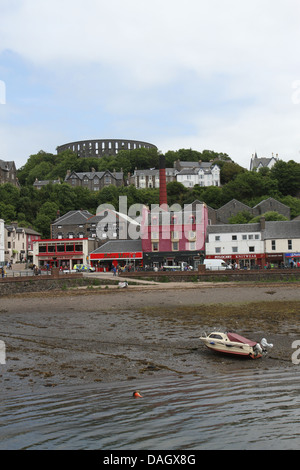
[0,0,300,170]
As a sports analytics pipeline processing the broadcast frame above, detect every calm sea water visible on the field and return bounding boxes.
[0,367,299,450]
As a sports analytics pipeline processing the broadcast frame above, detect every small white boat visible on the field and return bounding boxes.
[199,331,273,359]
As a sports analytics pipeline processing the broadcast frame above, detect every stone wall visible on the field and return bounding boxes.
[120,268,300,283]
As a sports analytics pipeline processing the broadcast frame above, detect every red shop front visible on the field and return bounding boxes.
[90,250,143,272]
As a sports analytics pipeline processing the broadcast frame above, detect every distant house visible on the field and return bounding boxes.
[129,168,177,189]
[250,152,279,171]
[64,169,124,190]
[0,219,4,265]
[174,160,220,188]
[33,178,61,190]
[0,159,19,187]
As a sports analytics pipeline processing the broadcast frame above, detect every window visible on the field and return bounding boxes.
[189,241,196,250]
[248,234,253,240]
[215,247,221,253]
[255,234,260,240]
[271,240,276,251]
[232,247,238,253]
[215,235,220,241]
[151,232,159,240]
[288,240,292,250]
[249,246,255,252]
[242,235,247,240]
[171,231,179,240]
[152,242,159,252]
[232,235,237,240]
[172,241,179,251]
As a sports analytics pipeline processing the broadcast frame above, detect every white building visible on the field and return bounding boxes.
[0,219,4,266]
[206,222,264,268]
[250,152,278,171]
[4,224,26,263]
[176,163,220,188]
[205,219,300,268]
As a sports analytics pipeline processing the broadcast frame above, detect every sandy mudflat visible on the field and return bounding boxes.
[1,281,300,396]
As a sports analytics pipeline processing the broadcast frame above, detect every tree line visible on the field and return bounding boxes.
[0,148,299,238]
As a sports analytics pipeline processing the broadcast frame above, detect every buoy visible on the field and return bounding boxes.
[133,390,143,398]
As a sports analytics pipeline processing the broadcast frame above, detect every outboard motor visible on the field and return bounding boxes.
[260,338,273,354]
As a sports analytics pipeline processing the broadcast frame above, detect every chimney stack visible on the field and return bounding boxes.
[159,155,168,207]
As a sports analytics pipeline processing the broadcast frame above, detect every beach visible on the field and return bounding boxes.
[1,281,300,396]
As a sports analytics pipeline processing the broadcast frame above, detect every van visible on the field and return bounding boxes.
[203,259,231,271]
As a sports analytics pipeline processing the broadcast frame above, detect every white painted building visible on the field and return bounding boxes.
[205,219,300,268]
[0,219,4,266]
[206,222,264,268]
[176,163,220,188]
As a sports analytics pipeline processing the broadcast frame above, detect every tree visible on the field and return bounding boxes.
[250,211,289,223]
[228,210,253,224]
[270,160,300,197]
[34,201,59,237]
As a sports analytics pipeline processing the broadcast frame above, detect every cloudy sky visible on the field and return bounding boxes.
[0,0,300,170]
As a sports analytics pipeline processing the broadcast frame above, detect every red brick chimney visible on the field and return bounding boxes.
[159,155,168,207]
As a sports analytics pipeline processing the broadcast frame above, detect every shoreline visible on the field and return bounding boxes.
[1,282,300,397]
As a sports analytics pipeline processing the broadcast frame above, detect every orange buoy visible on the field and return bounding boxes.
[133,390,143,398]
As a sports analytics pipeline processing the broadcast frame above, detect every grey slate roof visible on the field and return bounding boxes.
[65,170,123,181]
[263,220,300,239]
[90,239,142,254]
[52,210,94,226]
[207,223,261,234]
[207,220,300,239]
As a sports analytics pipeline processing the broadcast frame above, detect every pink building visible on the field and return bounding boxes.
[141,200,208,270]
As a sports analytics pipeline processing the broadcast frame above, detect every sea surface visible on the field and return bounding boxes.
[0,367,299,450]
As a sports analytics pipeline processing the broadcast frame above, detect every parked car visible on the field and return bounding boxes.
[74,264,95,272]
